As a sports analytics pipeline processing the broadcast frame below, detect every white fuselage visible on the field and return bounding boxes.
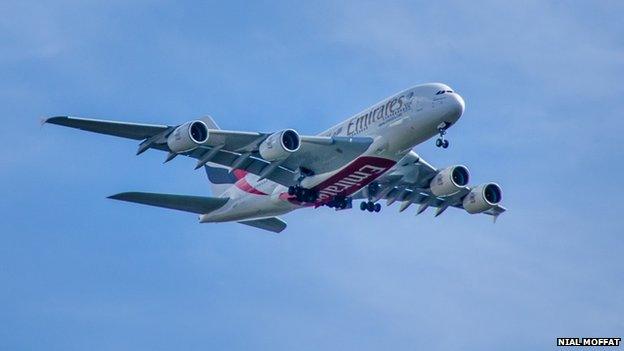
[200,83,465,223]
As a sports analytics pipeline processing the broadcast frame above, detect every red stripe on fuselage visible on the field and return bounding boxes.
[234,175,268,195]
[230,168,268,195]
[280,156,396,206]
[232,169,248,180]
[234,156,396,202]
[312,156,395,203]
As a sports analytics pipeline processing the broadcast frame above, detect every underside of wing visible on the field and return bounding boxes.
[45,116,171,140]
[282,135,374,175]
[45,116,374,187]
[355,151,507,220]
[108,192,229,214]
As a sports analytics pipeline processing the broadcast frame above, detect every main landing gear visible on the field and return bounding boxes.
[327,196,350,210]
[288,185,318,203]
[360,201,381,213]
[435,123,450,149]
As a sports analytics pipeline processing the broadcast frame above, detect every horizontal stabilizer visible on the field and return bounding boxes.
[108,192,228,214]
[238,217,287,233]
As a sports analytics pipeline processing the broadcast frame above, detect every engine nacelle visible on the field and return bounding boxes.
[258,129,300,161]
[167,120,209,153]
[463,183,503,214]
[430,165,470,196]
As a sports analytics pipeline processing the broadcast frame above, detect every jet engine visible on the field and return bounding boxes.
[259,129,300,161]
[430,165,470,196]
[167,120,210,153]
[462,183,503,214]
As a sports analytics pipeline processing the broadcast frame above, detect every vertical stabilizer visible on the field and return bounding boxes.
[198,116,231,196]
[200,115,220,129]
[204,164,236,196]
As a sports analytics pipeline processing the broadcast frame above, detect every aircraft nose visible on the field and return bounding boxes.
[450,93,465,118]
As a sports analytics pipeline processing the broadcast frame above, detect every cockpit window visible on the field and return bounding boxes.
[436,90,454,95]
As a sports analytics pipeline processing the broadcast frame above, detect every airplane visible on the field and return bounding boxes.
[44,83,506,233]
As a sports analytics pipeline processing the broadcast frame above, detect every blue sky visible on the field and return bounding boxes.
[1,0,623,349]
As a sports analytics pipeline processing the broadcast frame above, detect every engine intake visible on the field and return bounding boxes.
[463,183,503,214]
[430,165,470,196]
[259,129,300,161]
[167,120,209,153]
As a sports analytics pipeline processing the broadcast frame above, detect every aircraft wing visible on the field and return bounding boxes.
[45,116,373,187]
[353,151,507,220]
[42,116,171,140]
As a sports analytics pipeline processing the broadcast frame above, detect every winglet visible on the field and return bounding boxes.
[41,116,66,126]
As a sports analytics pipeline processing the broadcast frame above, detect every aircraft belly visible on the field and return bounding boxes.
[291,155,397,205]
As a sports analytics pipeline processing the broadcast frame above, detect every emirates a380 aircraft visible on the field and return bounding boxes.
[45,83,506,233]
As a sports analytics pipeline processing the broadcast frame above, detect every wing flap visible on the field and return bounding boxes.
[282,136,373,175]
[108,192,228,214]
[182,146,297,186]
[484,205,507,216]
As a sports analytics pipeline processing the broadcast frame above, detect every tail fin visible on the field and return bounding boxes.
[204,164,237,196]
[198,116,231,196]
[200,115,220,129]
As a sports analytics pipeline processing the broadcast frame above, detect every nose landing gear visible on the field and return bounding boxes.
[435,123,450,149]
[435,137,449,148]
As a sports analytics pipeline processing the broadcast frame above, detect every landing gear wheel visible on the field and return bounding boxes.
[367,201,375,212]
[436,123,450,148]
[374,203,381,212]
[360,201,367,211]
[295,187,303,199]
[291,186,316,203]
